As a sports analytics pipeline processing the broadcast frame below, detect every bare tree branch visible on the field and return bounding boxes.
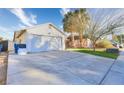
[86,9,124,51]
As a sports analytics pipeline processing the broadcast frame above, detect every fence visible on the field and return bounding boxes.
[0,52,8,85]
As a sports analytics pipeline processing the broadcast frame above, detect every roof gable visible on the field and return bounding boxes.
[14,23,66,39]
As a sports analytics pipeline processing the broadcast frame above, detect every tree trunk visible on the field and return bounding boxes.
[93,45,96,52]
[79,32,83,48]
[112,32,114,40]
[71,33,75,48]
[92,41,96,52]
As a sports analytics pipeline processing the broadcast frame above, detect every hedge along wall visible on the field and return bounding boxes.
[0,53,8,85]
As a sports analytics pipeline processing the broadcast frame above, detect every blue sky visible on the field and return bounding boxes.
[0,8,123,40]
[0,8,65,40]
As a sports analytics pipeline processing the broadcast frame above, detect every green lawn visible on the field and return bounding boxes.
[67,48,118,59]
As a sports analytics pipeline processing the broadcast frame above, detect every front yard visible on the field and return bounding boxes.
[67,48,119,59]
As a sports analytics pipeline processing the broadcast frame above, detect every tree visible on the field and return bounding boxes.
[63,8,89,48]
[85,9,124,51]
[63,12,77,47]
[74,9,90,47]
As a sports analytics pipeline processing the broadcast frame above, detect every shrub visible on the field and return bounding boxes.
[96,39,114,48]
[106,48,119,54]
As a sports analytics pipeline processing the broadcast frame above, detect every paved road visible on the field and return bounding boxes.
[7,51,114,85]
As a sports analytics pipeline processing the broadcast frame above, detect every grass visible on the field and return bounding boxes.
[67,48,118,59]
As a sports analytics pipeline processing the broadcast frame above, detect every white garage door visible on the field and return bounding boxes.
[29,35,62,52]
[49,37,62,50]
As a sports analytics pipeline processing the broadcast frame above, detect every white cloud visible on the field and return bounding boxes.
[60,8,71,16]
[0,24,27,40]
[59,25,63,29]
[17,23,26,29]
[59,25,63,31]
[0,26,16,40]
[30,14,37,24]
[0,26,8,32]
[8,8,37,27]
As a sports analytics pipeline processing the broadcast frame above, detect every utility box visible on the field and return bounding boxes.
[14,44,27,55]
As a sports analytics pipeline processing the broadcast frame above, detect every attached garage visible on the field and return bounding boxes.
[13,23,65,53]
[28,35,63,52]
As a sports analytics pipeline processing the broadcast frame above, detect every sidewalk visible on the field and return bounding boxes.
[102,50,124,84]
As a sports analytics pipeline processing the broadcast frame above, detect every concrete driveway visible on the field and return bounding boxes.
[7,51,114,85]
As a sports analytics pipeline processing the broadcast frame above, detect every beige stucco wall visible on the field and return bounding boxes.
[14,32,27,44]
[50,25,65,50]
[27,23,65,37]
[8,41,14,51]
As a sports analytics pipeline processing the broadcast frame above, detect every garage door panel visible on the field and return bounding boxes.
[30,35,49,52]
[30,35,62,52]
[49,37,62,50]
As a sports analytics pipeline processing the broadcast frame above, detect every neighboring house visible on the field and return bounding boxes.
[65,34,92,48]
[0,37,14,52]
[107,34,124,48]
[117,34,124,48]
[13,23,66,53]
[0,40,14,52]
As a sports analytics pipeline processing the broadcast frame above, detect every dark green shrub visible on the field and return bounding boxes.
[106,48,119,54]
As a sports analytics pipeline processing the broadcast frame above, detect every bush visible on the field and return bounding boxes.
[96,39,114,48]
[106,48,119,54]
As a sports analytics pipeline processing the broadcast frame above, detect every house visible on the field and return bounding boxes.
[13,23,66,53]
[0,40,14,52]
[107,34,124,48]
[65,33,92,48]
[117,34,124,48]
